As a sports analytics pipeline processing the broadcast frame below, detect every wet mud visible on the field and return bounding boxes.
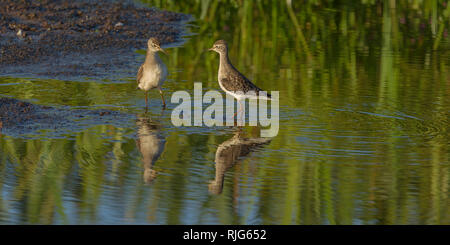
[0,97,133,138]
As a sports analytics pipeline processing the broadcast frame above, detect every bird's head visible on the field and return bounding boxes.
[147,37,167,54]
[208,40,228,54]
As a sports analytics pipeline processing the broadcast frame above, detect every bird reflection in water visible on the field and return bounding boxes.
[136,114,166,184]
[209,129,272,194]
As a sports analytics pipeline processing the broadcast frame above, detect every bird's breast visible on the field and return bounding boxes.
[139,64,167,91]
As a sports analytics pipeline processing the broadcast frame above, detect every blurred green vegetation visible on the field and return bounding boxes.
[0,0,449,224]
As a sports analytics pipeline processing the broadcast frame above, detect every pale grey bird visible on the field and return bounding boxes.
[137,37,168,109]
[208,130,272,194]
[209,40,271,117]
[136,115,166,184]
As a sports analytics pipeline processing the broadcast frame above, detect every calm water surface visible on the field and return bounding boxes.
[0,1,449,224]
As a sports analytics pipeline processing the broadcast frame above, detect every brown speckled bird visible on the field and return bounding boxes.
[209,40,271,116]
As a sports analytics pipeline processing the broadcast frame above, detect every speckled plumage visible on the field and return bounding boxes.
[219,72,265,97]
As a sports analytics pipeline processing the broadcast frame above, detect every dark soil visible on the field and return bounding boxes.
[0,0,190,79]
[0,97,133,138]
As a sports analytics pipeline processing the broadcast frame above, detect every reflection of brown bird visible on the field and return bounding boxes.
[209,130,272,194]
[136,115,166,184]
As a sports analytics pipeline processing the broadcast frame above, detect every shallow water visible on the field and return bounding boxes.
[0,1,449,224]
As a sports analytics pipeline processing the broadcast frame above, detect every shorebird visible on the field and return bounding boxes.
[209,40,271,117]
[137,37,168,109]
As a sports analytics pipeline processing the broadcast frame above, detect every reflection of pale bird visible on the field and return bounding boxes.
[209,131,271,194]
[136,116,166,184]
[137,37,168,109]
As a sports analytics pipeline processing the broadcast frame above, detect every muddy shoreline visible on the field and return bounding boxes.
[0,97,132,138]
[0,0,190,79]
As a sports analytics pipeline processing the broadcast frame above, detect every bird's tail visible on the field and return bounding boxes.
[258,91,272,100]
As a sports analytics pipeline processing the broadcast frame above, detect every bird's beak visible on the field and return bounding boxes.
[208,47,214,51]
[159,47,167,54]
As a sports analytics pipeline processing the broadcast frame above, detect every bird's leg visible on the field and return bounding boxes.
[145,91,148,109]
[238,100,244,114]
[159,88,166,108]
[232,106,239,119]
[232,100,243,121]
[238,100,245,125]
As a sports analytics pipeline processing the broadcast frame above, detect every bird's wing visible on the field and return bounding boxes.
[136,64,144,84]
[235,72,271,98]
[221,71,269,94]
[221,73,256,92]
